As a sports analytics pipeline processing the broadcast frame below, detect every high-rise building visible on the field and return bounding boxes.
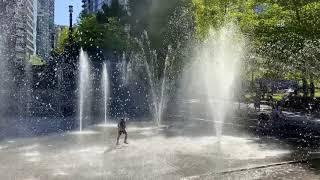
[36,0,55,62]
[0,0,17,62]
[13,0,38,63]
[1,0,56,63]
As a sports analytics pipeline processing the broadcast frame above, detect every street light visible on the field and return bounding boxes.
[69,5,73,14]
[69,5,73,29]
[68,5,73,41]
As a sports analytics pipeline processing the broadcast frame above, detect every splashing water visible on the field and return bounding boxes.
[102,62,110,124]
[0,19,12,118]
[157,47,171,126]
[24,56,33,117]
[135,37,159,125]
[201,24,245,138]
[121,53,128,85]
[135,34,170,126]
[79,49,91,132]
[181,23,245,138]
[143,51,160,126]
[0,29,5,117]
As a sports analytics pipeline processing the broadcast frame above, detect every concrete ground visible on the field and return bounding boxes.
[2,99,320,180]
[1,117,320,180]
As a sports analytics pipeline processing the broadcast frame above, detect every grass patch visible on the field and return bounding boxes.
[315,89,320,98]
[272,93,284,101]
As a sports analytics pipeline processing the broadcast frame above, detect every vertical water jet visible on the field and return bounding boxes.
[79,49,91,132]
[102,62,109,124]
[180,23,245,138]
[135,34,171,126]
[200,24,245,138]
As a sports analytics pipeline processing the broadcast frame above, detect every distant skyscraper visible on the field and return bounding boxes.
[9,0,38,63]
[0,0,17,62]
[36,0,55,62]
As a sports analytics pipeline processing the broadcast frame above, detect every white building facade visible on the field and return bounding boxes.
[13,0,38,62]
[36,0,55,62]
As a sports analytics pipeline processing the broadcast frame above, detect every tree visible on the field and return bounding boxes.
[127,0,194,74]
[53,27,69,54]
[250,0,320,95]
[30,54,46,66]
[76,14,104,50]
[97,1,127,23]
[193,0,248,39]
[75,3,129,62]
[193,0,320,97]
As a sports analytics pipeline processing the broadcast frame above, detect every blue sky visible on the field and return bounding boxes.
[54,0,82,25]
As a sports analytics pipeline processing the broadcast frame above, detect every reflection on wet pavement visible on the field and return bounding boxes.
[1,119,320,180]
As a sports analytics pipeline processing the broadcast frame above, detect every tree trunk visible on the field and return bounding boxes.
[302,78,308,97]
[310,77,315,98]
[251,70,254,93]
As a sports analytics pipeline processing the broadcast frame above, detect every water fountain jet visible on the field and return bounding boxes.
[202,24,245,138]
[135,35,171,127]
[180,23,245,138]
[79,49,91,132]
[102,62,110,125]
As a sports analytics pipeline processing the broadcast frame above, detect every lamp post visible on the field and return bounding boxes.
[68,5,73,41]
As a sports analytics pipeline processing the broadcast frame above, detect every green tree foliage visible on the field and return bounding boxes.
[30,54,46,66]
[127,0,150,36]
[76,15,104,49]
[102,17,128,50]
[194,0,320,85]
[193,0,246,39]
[250,0,320,84]
[127,0,194,80]
[76,1,128,54]
[53,27,69,54]
[97,1,127,23]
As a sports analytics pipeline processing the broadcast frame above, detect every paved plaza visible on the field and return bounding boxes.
[1,117,320,180]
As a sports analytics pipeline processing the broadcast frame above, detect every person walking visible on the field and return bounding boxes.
[116,118,128,145]
[310,82,315,98]
[270,103,285,121]
[254,90,261,111]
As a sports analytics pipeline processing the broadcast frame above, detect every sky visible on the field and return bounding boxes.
[54,0,82,25]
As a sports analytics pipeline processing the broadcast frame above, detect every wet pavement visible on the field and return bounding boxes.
[1,116,320,180]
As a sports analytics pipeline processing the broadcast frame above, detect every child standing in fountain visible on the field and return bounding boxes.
[116,118,128,145]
